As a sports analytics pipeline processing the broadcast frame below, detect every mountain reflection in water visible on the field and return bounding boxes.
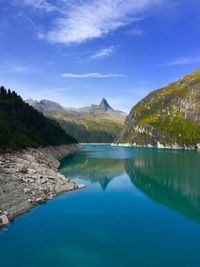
[59,149,124,189]
[60,145,200,223]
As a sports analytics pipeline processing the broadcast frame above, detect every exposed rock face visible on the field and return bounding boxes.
[98,98,113,111]
[115,68,200,149]
[0,144,83,225]
[78,97,126,117]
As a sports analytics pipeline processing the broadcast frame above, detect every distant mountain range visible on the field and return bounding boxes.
[26,97,126,117]
[26,98,127,143]
[26,99,64,112]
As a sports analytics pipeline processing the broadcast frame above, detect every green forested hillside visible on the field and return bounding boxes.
[0,87,77,151]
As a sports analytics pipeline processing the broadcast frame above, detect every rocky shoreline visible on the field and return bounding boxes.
[0,144,84,227]
[112,143,200,150]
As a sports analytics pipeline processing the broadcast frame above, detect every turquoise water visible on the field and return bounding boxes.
[1,144,200,267]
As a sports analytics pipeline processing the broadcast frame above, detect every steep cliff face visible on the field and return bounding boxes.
[115,68,200,149]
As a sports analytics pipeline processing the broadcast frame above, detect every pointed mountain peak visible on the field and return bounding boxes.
[99,98,113,111]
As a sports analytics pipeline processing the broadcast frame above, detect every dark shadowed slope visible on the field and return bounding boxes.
[0,87,77,151]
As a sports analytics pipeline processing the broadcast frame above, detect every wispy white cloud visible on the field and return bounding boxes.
[61,72,125,78]
[33,0,163,44]
[0,64,28,74]
[167,55,200,65]
[89,47,115,60]
[19,0,57,12]
[12,66,28,72]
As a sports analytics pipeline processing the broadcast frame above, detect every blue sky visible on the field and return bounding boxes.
[1,0,200,112]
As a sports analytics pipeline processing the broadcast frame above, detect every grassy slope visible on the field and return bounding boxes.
[45,111,125,143]
[116,68,200,147]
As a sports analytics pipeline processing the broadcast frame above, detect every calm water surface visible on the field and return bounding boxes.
[1,144,200,267]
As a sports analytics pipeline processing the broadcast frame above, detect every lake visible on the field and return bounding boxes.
[1,144,200,267]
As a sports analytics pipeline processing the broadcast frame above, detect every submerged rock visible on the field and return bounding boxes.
[77,184,86,189]
[0,214,9,226]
